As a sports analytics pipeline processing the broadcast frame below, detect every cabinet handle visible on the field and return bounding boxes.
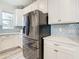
[58,19,61,22]
[54,49,58,52]
[54,44,60,46]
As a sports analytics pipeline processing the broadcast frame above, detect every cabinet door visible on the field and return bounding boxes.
[44,40,58,59]
[38,0,48,13]
[16,9,23,26]
[58,51,74,59]
[48,0,79,24]
[44,45,57,59]
[59,0,77,23]
[57,47,75,59]
[48,0,61,24]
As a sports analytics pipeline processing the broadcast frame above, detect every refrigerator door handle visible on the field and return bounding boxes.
[26,15,30,35]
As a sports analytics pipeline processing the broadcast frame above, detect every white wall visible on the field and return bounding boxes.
[0,3,15,13]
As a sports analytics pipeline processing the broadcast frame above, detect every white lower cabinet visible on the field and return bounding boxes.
[44,44,57,59]
[44,40,77,59]
[57,48,74,59]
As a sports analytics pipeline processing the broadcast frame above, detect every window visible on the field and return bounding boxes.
[2,12,14,29]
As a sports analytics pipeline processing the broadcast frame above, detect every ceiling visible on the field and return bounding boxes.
[0,0,36,9]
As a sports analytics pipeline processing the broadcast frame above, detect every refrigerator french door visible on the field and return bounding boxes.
[23,10,51,59]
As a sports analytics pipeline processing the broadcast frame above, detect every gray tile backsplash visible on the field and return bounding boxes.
[51,23,79,40]
[0,26,23,33]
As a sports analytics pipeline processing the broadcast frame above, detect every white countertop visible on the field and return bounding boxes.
[43,35,79,46]
[0,32,21,36]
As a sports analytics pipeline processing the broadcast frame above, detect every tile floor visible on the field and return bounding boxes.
[0,48,25,59]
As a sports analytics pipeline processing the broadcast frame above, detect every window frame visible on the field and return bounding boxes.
[2,11,14,29]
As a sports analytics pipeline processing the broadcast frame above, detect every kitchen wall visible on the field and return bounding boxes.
[51,23,79,41]
[0,3,23,33]
[0,3,15,12]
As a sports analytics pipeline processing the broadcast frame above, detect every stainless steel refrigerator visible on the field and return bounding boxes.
[23,10,51,59]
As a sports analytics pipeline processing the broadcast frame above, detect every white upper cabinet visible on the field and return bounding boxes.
[38,0,48,13]
[15,9,24,26]
[23,1,38,15]
[48,0,79,24]
[23,0,48,15]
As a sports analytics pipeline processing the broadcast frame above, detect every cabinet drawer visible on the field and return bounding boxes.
[44,44,57,53]
[44,40,78,52]
[45,42,76,55]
